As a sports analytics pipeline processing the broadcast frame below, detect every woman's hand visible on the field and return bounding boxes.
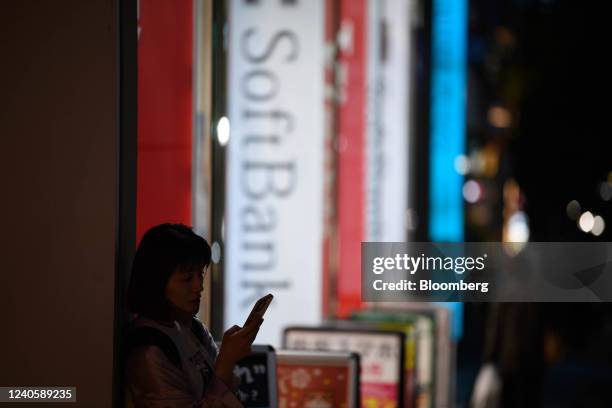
[214,319,263,386]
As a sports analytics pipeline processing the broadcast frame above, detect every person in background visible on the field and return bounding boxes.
[470,303,545,408]
[124,223,261,407]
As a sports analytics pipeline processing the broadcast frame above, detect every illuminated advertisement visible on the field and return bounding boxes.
[429,0,468,340]
[284,327,405,407]
[277,351,359,408]
[337,0,414,318]
[225,0,326,346]
[365,0,413,242]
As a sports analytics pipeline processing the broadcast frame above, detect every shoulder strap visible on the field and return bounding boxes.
[190,317,206,344]
[126,326,182,369]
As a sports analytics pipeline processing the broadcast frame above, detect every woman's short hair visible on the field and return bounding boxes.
[127,223,211,320]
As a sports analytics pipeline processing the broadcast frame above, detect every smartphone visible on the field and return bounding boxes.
[244,294,273,327]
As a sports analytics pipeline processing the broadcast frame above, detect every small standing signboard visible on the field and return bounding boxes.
[277,350,360,408]
[234,345,278,407]
[284,327,405,407]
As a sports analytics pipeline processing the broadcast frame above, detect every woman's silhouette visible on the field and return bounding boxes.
[124,223,261,407]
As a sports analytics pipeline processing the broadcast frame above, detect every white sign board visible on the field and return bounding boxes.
[285,329,402,383]
[365,0,413,241]
[225,0,326,346]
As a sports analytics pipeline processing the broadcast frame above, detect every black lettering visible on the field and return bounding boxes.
[241,70,279,101]
[242,241,275,271]
[241,28,299,63]
[243,109,295,132]
[242,134,281,147]
[241,206,276,232]
[241,161,296,199]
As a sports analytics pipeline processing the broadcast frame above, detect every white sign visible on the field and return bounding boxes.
[365,0,413,241]
[225,0,325,347]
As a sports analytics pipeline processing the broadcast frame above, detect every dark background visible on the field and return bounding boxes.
[458,1,612,407]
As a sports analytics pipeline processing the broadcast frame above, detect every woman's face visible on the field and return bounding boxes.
[165,265,206,315]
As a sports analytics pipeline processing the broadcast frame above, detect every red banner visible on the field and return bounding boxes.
[336,0,367,317]
[137,0,193,241]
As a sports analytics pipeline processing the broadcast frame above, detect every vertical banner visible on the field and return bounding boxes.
[365,0,412,241]
[226,0,326,346]
[321,0,339,319]
[337,0,368,318]
[137,0,193,242]
[429,0,468,340]
[337,0,414,317]
[429,0,467,242]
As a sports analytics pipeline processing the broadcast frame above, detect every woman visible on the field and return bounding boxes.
[125,223,261,407]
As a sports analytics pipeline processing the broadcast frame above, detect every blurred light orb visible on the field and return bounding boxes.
[488,106,512,128]
[578,211,595,233]
[508,211,530,242]
[592,216,605,237]
[454,154,471,175]
[565,200,581,220]
[463,180,482,203]
[211,241,221,264]
[470,150,486,176]
[217,116,230,146]
[494,26,516,47]
[599,182,612,201]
